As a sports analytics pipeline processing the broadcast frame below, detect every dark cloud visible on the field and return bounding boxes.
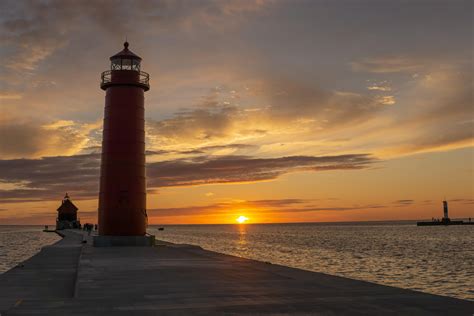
[147,199,386,217]
[177,144,257,155]
[0,154,101,202]
[0,152,377,202]
[198,143,257,151]
[81,146,103,154]
[450,199,474,205]
[145,144,256,156]
[178,143,257,155]
[147,154,377,187]
[145,149,173,156]
[393,199,415,206]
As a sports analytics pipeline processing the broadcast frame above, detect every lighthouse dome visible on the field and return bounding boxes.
[110,42,142,71]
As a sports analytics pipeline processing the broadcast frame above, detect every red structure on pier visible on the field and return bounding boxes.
[98,42,150,236]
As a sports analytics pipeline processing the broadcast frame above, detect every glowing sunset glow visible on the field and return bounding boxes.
[236,216,249,224]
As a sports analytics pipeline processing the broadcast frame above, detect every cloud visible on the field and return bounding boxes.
[145,144,257,157]
[0,93,22,100]
[351,56,424,73]
[381,67,473,155]
[198,143,257,152]
[147,77,389,150]
[147,104,240,145]
[0,0,271,78]
[0,154,101,202]
[0,116,100,159]
[450,199,474,205]
[0,153,377,202]
[263,79,387,127]
[147,199,386,217]
[147,154,377,187]
[0,1,75,75]
[367,85,391,92]
[376,95,396,105]
[393,199,414,206]
[145,58,471,159]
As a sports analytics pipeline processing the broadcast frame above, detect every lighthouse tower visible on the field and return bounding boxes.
[442,200,449,221]
[96,42,153,245]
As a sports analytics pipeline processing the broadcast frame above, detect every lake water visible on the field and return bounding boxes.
[1,223,472,301]
[0,225,60,273]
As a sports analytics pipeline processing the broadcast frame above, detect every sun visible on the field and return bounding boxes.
[236,215,249,224]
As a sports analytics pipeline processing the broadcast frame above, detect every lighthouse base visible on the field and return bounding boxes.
[93,235,155,247]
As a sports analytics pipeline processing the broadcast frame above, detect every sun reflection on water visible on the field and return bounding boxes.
[236,223,248,253]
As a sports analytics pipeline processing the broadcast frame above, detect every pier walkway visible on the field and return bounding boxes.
[0,230,472,315]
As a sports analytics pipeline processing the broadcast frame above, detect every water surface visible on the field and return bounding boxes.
[0,226,60,273]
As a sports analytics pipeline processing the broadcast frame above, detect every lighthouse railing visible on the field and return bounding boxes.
[101,70,112,84]
[138,71,149,86]
[101,70,150,86]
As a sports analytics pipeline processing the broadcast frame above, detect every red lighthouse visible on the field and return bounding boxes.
[98,42,149,238]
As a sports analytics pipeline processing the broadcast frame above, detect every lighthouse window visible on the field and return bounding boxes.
[111,58,121,70]
[122,58,132,70]
[132,59,141,71]
[110,57,140,71]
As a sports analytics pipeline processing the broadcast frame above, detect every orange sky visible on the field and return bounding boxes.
[0,0,472,224]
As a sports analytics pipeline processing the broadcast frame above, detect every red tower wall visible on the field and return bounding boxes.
[99,70,147,236]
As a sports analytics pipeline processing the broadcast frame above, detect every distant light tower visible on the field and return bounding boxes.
[442,200,449,220]
[97,42,151,243]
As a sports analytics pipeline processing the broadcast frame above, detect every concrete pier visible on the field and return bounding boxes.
[0,230,472,315]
